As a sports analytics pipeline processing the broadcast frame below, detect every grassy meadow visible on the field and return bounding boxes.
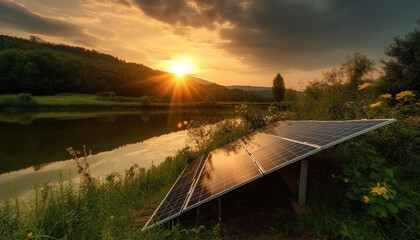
[0,93,277,111]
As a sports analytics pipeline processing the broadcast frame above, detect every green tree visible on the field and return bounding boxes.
[341,52,375,90]
[378,20,420,94]
[272,73,285,102]
[285,89,298,101]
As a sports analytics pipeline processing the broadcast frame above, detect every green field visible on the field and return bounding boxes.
[0,93,276,110]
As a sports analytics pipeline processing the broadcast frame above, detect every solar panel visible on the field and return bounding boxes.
[184,141,262,211]
[241,133,319,173]
[262,120,393,147]
[143,119,396,230]
[143,155,206,229]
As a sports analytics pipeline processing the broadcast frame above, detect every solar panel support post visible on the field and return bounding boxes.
[218,197,221,223]
[298,159,308,205]
[195,207,200,228]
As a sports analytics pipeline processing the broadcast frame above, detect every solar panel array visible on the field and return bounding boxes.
[143,119,396,230]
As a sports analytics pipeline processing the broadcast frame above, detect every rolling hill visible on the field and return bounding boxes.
[0,35,265,102]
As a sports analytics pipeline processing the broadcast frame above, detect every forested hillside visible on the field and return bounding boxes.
[0,35,266,102]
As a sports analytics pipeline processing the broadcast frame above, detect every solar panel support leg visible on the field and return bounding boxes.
[195,208,199,227]
[218,197,221,222]
[298,159,308,205]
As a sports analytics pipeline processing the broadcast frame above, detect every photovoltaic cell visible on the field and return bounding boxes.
[263,120,392,147]
[143,155,205,229]
[185,141,261,210]
[242,133,318,173]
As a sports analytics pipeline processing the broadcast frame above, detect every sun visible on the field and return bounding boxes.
[168,58,194,77]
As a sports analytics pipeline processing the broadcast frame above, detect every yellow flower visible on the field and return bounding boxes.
[370,102,381,108]
[371,183,388,196]
[396,90,414,100]
[358,83,372,90]
[28,232,33,238]
[344,101,354,107]
[110,215,114,220]
[380,93,392,99]
[363,195,370,204]
[343,178,349,183]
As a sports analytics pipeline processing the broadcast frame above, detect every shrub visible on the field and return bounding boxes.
[341,142,398,218]
[0,93,37,109]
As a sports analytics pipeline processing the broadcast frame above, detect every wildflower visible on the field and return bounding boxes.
[28,232,33,238]
[380,93,392,99]
[363,195,370,204]
[370,102,381,108]
[396,90,414,100]
[343,178,349,183]
[344,101,354,107]
[371,183,388,196]
[110,215,114,220]
[358,83,372,90]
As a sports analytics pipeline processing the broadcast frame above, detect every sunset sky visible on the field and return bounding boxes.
[0,0,419,89]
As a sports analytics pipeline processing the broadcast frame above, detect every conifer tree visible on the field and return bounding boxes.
[272,73,285,102]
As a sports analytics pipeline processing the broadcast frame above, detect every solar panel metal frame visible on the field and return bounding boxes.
[142,154,208,230]
[183,142,264,212]
[143,119,396,230]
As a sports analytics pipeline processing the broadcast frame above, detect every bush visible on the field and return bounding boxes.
[0,93,37,109]
[341,142,398,218]
[96,91,116,98]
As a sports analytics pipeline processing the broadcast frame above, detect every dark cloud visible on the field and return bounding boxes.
[0,1,96,46]
[132,0,420,70]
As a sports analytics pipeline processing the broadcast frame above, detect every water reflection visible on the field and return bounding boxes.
[0,130,187,199]
[0,109,231,199]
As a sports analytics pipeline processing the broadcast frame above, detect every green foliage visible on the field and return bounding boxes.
[0,93,37,109]
[187,119,250,155]
[235,104,270,130]
[341,52,376,90]
[378,20,420,94]
[96,91,116,98]
[284,89,298,101]
[143,225,218,240]
[272,73,285,102]
[341,142,398,218]
[293,47,419,238]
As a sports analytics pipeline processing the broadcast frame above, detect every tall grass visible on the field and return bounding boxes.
[0,147,211,239]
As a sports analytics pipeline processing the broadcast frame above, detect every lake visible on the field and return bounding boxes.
[0,109,232,200]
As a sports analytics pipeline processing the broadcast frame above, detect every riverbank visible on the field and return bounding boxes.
[0,93,276,111]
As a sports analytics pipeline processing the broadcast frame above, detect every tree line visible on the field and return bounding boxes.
[0,35,269,102]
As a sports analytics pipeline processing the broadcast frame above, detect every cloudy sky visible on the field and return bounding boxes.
[0,0,419,89]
